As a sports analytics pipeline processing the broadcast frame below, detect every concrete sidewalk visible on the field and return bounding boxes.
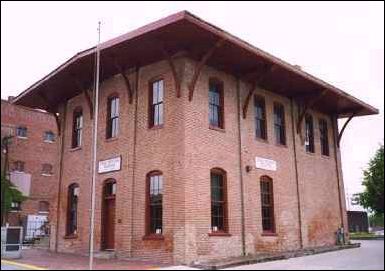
[5,248,165,270]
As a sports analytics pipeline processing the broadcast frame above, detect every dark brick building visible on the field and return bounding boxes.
[1,99,59,229]
[12,11,378,264]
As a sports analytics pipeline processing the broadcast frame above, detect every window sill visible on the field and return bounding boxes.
[261,232,278,237]
[305,150,316,156]
[208,232,231,237]
[43,140,55,144]
[255,137,269,144]
[41,173,53,177]
[64,234,78,240]
[209,126,225,133]
[105,137,119,143]
[69,147,82,152]
[321,154,331,159]
[17,136,28,140]
[142,234,165,241]
[9,210,22,213]
[275,142,287,148]
[149,125,164,130]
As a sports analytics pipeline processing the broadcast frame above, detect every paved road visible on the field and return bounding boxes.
[226,240,384,270]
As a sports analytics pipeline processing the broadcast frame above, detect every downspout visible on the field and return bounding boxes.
[130,66,140,256]
[331,115,346,243]
[290,98,304,249]
[55,102,67,252]
[236,78,246,256]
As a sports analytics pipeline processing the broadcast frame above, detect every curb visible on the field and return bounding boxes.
[1,260,47,270]
[191,243,360,270]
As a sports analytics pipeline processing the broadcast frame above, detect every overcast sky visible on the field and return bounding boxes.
[1,1,384,205]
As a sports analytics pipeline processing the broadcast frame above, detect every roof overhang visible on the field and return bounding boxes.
[12,11,379,118]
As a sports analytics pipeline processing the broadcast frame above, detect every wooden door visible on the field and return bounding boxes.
[102,180,116,250]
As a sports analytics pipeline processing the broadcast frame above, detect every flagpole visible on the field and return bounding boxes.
[89,21,101,271]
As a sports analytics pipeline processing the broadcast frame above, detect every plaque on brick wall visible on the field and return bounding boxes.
[98,156,121,174]
[255,156,277,171]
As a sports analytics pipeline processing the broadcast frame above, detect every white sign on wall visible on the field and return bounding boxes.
[255,156,277,171]
[98,156,121,174]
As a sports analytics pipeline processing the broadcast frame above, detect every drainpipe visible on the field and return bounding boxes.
[331,115,346,244]
[236,78,246,256]
[290,98,304,249]
[130,65,140,257]
[55,103,67,252]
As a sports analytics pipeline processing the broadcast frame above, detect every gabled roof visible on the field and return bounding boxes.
[12,10,378,118]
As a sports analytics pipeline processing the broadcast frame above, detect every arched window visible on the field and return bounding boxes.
[38,201,50,214]
[209,79,224,129]
[273,103,286,145]
[71,108,83,148]
[210,168,228,233]
[254,95,267,140]
[106,95,119,139]
[149,79,164,128]
[305,114,315,153]
[146,171,163,235]
[260,176,275,233]
[43,131,55,142]
[66,183,79,236]
[41,163,53,175]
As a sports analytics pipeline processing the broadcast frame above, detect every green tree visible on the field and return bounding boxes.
[1,172,26,225]
[1,135,27,225]
[359,144,384,215]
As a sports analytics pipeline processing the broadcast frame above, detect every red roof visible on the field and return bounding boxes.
[12,11,378,118]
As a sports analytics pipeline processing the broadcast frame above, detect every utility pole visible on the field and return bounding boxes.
[89,21,101,271]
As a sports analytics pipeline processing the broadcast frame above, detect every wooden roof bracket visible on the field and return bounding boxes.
[188,38,226,101]
[337,112,356,147]
[71,75,94,119]
[113,59,133,104]
[296,89,328,134]
[242,82,256,119]
[160,45,182,98]
[241,64,276,119]
[38,92,61,135]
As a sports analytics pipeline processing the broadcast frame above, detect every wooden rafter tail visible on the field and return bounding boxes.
[337,113,356,146]
[113,59,133,104]
[160,46,181,98]
[188,38,226,101]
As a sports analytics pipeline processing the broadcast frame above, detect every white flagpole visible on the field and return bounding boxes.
[89,21,101,271]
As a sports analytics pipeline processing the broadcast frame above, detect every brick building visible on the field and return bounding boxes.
[1,98,58,229]
[12,11,378,264]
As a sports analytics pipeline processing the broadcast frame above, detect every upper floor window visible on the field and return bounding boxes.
[305,114,315,153]
[13,161,25,172]
[106,96,119,139]
[319,119,330,156]
[41,163,53,176]
[211,168,228,233]
[260,176,275,233]
[71,109,83,148]
[274,103,286,145]
[44,131,55,142]
[146,171,163,235]
[149,80,164,128]
[254,96,267,140]
[209,79,224,129]
[38,201,50,214]
[10,202,21,212]
[16,126,27,138]
[66,183,79,236]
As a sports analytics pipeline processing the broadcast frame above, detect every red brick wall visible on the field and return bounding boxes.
[1,100,58,230]
[52,56,348,264]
